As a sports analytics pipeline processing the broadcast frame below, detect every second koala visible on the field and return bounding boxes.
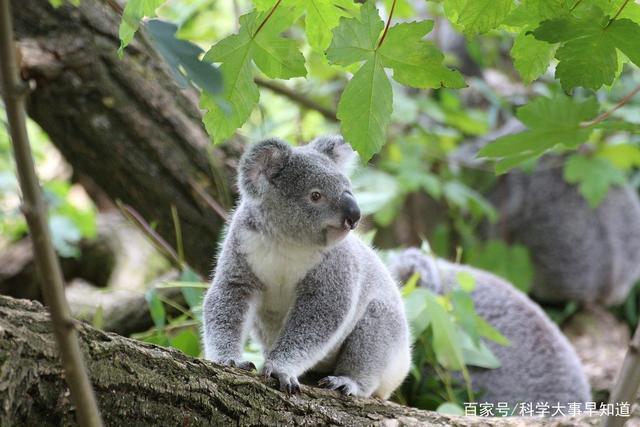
[202,136,411,398]
[389,248,591,407]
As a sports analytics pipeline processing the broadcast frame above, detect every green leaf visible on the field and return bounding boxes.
[459,330,502,369]
[451,290,479,346]
[145,20,221,95]
[564,154,626,207]
[118,0,165,56]
[455,271,476,292]
[425,291,465,370]
[304,0,358,51]
[478,95,599,171]
[253,24,307,78]
[337,56,392,161]
[326,1,382,66]
[533,7,640,90]
[378,21,465,89]
[327,1,463,160]
[607,18,640,66]
[444,0,514,36]
[401,272,421,297]
[145,288,166,329]
[510,32,556,83]
[504,0,565,29]
[170,329,201,357]
[517,94,598,129]
[475,315,510,346]
[201,7,306,143]
[403,288,432,339]
[597,143,640,170]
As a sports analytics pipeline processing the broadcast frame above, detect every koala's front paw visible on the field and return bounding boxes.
[219,358,257,371]
[261,361,301,395]
[318,376,361,396]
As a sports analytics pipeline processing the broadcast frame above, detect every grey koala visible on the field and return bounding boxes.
[489,157,640,305]
[202,136,411,398]
[388,248,591,408]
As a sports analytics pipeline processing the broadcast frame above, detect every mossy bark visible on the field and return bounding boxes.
[0,295,599,426]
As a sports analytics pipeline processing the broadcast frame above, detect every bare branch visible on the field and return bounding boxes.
[255,77,338,122]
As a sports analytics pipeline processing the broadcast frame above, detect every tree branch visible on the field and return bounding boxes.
[603,321,640,427]
[11,0,242,277]
[254,76,338,122]
[0,295,601,426]
[0,1,102,425]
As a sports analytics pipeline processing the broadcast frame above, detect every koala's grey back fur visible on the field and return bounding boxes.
[202,136,411,399]
[489,159,640,305]
[388,248,591,407]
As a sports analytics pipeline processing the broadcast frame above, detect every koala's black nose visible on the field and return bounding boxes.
[341,192,361,230]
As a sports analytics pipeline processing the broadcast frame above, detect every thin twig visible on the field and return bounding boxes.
[377,0,397,49]
[0,1,103,426]
[581,83,640,127]
[117,201,183,269]
[188,177,229,221]
[254,77,338,122]
[170,205,184,265]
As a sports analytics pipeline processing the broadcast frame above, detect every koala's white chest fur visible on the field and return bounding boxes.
[240,229,322,346]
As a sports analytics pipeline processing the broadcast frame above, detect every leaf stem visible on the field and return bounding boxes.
[253,0,283,37]
[581,83,640,127]
[570,0,583,12]
[606,0,630,28]
[376,0,397,49]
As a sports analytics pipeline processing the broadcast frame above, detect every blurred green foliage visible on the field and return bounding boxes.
[0,106,97,257]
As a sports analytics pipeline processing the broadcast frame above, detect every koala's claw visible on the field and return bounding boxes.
[318,376,361,396]
[221,359,257,371]
[261,361,301,395]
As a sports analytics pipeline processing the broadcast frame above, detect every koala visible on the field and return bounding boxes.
[388,248,591,408]
[202,136,411,399]
[489,157,640,305]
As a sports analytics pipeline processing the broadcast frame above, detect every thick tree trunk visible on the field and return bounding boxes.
[10,0,242,277]
[0,295,599,426]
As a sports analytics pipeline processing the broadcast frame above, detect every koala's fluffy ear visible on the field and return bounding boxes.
[239,138,291,197]
[309,135,357,173]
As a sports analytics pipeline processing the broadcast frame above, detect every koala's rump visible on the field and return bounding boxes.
[438,262,591,406]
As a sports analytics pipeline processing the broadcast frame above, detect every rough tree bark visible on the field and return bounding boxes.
[10,0,242,277]
[0,295,599,426]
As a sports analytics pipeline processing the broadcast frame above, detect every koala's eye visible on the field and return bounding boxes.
[310,191,322,202]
